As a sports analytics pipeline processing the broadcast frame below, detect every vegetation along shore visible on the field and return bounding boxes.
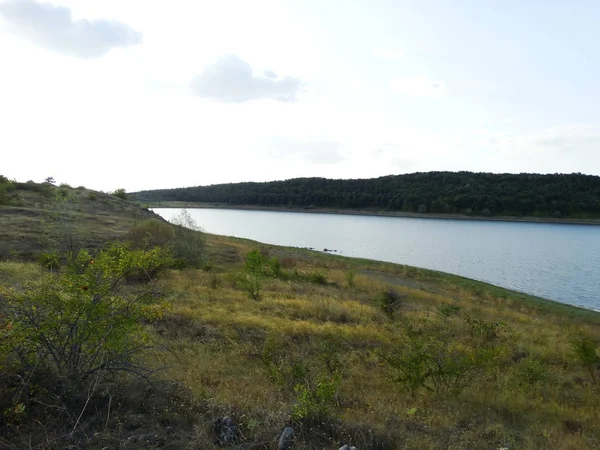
[132,171,600,223]
[1,176,600,449]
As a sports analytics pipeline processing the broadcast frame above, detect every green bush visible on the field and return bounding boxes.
[111,188,128,200]
[375,288,404,320]
[37,250,61,271]
[384,315,509,396]
[345,270,356,289]
[127,212,206,268]
[0,244,169,388]
[571,336,600,382]
[309,271,328,285]
[292,373,340,424]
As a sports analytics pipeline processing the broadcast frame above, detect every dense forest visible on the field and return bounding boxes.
[132,172,600,218]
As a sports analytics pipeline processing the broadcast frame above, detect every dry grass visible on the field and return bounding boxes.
[2,190,600,448]
[139,236,600,449]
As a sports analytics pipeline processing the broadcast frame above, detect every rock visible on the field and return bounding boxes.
[339,446,357,450]
[213,416,238,445]
[277,426,294,449]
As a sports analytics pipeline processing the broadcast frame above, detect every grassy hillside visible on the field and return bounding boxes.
[0,181,161,260]
[1,181,600,449]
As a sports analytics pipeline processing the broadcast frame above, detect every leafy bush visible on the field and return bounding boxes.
[37,250,61,271]
[375,288,404,320]
[384,315,509,396]
[571,336,600,382]
[0,244,169,389]
[111,188,128,200]
[516,358,548,386]
[309,271,328,285]
[0,175,14,205]
[292,373,340,424]
[127,220,175,249]
[345,270,356,289]
[127,212,206,268]
[439,304,462,317]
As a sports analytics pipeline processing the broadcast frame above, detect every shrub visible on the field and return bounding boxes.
[88,192,97,201]
[0,244,169,389]
[292,373,340,425]
[37,250,61,271]
[516,358,547,386]
[127,213,206,268]
[439,304,462,317]
[111,188,128,200]
[375,288,404,320]
[571,336,600,382]
[245,249,268,274]
[383,315,509,396]
[309,271,328,284]
[169,210,207,267]
[345,270,356,289]
[127,220,175,249]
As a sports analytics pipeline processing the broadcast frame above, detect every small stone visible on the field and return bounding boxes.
[278,426,294,449]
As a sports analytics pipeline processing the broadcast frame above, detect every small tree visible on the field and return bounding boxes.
[44,176,56,185]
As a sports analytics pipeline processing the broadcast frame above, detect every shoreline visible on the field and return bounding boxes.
[145,201,600,226]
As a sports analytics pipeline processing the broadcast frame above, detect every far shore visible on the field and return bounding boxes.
[142,201,600,226]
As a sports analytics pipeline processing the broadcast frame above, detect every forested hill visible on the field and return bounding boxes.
[132,172,600,218]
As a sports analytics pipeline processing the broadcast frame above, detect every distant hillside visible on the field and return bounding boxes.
[132,171,600,219]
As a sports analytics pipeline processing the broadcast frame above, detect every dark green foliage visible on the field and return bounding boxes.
[111,188,128,200]
[131,171,600,218]
[571,336,600,382]
[0,175,14,205]
[309,271,328,284]
[375,288,404,319]
[439,304,462,317]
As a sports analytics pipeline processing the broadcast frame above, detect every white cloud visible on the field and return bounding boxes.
[0,0,142,58]
[390,77,447,96]
[371,47,405,60]
[190,55,303,103]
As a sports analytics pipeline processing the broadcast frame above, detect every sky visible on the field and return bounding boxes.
[1,0,599,192]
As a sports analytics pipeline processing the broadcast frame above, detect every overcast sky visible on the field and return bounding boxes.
[1,0,599,191]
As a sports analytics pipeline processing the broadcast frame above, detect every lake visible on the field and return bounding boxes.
[153,208,600,310]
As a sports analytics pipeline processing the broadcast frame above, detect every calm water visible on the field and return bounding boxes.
[153,208,600,309]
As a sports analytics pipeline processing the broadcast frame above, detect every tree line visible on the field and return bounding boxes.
[132,171,600,218]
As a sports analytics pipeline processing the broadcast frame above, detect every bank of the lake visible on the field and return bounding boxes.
[145,201,600,226]
[153,207,600,310]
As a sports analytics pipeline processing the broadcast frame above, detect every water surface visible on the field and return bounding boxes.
[153,208,600,309]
